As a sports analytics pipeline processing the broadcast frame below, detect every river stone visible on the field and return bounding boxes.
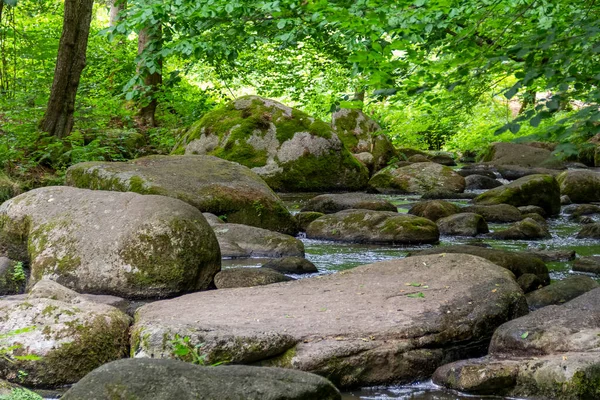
[457,168,497,179]
[481,142,564,169]
[557,170,600,203]
[496,165,561,180]
[181,96,369,192]
[518,205,546,217]
[211,223,304,258]
[428,152,456,166]
[410,245,549,284]
[0,257,25,295]
[525,275,599,310]
[262,257,318,274]
[407,200,460,222]
[214,268,293,289]
[490,218,550,240]
[368,162,465,194]
[130,254,527,388]
[564,204,600,220]
[62,359,341,400]
[437,213,489,237]
[462,204,522,223]
[420,190,477,200]
[516,273,544,293]
[0,186,221,299]
[407,154,429,163]
[576,223,600,238]
[331,108,396,173]
[473,174,561,216]
[305,209,439,244]
[295,212,324,232]
[353,152,374,171]
[528,249,576,262]
[433,352,600,399]
[300,193,397,214]
[465,175,502,190]
[0,297,130,388]
[573,256,600,274]
[27,279,79,302]
[66,155,297,235]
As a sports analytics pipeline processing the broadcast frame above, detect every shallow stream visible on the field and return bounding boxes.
[222,192,600,400]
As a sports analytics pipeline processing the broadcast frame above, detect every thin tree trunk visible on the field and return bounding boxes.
[518,89,536,114]
[40,0,94,138]
[109,0,126,28]
[137,27,162,127]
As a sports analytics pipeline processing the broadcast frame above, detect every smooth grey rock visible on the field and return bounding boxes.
[301,193,397,214]
[262,257,318,274]
[465,175,502,190]
[212,224,304,258]
[462,204,523,223]
[408,200,460,222]
[437,213,489,237]
[369,162,465,194]
[573,256,600,274]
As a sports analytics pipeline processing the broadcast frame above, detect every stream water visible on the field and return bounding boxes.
[222,191,600,400]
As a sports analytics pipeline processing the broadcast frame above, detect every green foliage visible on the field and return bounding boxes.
[0,326,41,364]
[0,388,43,400]
[10,262,25,284]
[169,334,226,366]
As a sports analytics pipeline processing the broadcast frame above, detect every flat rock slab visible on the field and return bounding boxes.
[66,155,297,235]
[62,359,341,400]
[132,254,526,388]
[0,186,221,299]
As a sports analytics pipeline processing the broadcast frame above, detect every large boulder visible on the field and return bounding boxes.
[437,213,489,237]
[0,297,130,388]
[407,200,460,222]
[66,155,297,235]
[305,209,439,244]
[556,170,600,203]
[433,288,600,399]
[473,174,561,216]
[411,245,549,284]
[0,186,221,299]
[490,218,550,240]
[62,359,341,400]
[368,163,465,194]
[300,193,397,214]
[480,142,563,168]
[181,96,369,192]
[331,108,396,173]
[131,254,527,388]
[463,204,523,223]
[210,223,304,259]
[525,275,599,310]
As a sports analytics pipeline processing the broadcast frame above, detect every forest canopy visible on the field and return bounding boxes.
[0,0,599,187]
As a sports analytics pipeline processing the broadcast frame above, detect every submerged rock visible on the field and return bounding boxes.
[0,186,221,299]
[62,359,341,400]
[526,275,599,310]
[300,193,397,214]
[473,174,561,216]
[214,268,293,289]
[408,200,460,222]
[131,254,526,388]
[306,209,439,244]
[181,96,369,192]
[369,162,465,194]
[557,170,600,203]
[66,155,297,235]
[411,245,549,284]
[437,213,489,237]
[0,297,130,388]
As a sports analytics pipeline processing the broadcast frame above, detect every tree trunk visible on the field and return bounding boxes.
[137,27,162,128]
[518,89,536,114]
[40,0,94,138]
[109,0,126,28]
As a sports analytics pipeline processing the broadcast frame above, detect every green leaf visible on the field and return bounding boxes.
[277,20,287,29]
[406,292,425,298]
[521,331,529,339]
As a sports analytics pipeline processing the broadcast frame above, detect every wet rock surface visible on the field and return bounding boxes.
[300,193,397,214]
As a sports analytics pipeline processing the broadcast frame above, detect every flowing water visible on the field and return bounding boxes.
[222,191,600,400]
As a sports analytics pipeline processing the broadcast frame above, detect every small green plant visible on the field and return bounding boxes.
[252,200,266,217]
[0,327,41,364]
[11,262,26,284]
[169,334,226,366]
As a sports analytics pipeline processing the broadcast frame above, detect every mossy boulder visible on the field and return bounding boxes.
[300,193,397,214]
[572,256,600,274]
[465,175,503,190]
[525,275,599,310]
[66,155,297,235]
[331,108,396,173]
[180,96,369,192]
[577,222,600,238]
[214,268,294,289]
[0,297,130,388]
[130,254,526,388]
[556,170,600,203]
[490,218,550,240]
[0,174,22,204]
[0,186,221,299]
[306,209,439,244]
[408,200,461,222]
[368,162,465,194]
[437,213,489,237]
[411,245,549,284]
[473,174,561,216]
[294,212,324,232]
[62,359,342,400]
[480,142,564,169]
[463,204,523,223]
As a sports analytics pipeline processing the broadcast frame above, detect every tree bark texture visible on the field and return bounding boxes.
[137,27,162,127]
[40,0,94,138]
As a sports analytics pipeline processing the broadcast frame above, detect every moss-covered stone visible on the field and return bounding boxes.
[556,170,600,203]
[408,200,461,222]
[180,96,369,192]
[474,174,561,216]
[369,162,465,194]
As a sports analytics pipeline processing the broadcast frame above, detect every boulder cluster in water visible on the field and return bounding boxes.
[0,96,598,399]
